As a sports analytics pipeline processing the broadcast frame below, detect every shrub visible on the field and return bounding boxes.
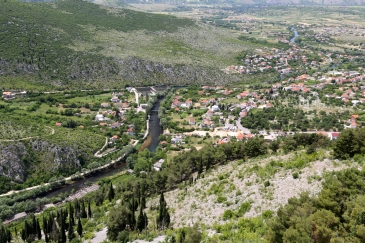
[262,210,274,219]
[238,202,251,216]
[223,210,234,220]
[217,196,227,203]
[264,181,270,187]
[292,172,299,179]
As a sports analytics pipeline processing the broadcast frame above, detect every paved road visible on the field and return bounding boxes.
[236,118,251,134]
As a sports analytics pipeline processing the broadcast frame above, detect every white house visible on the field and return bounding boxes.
[153,159,165,171]
[95,114,104,121]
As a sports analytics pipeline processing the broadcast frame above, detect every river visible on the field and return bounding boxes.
[139,97,163,152]
[42,86,166,199]
[290,28,299,43]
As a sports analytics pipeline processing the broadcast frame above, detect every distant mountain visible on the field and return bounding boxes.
[0,0,242,89]
[100,0,365,5]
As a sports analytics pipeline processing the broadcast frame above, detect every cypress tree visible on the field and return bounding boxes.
[0,226,5,243]
[69,203,75,226]
[87,202,92,219]
[6,227,12,243]
[77,218,83,237]
[141,195,146,209]
[32,215,37,235]
[157,192,170,230]
[42,216,47,236]
[198,155,203,174]
[60,213,66,243]
[144,212,148,229]
[81,201,87,218]
[22,221,28,241]
[36,219,42,240]
[108,183,115,202]
[68,220,75,241]
[136,206,145,232]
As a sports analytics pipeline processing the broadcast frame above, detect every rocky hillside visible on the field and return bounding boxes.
[0,139,83,183]
[0,0,244,90]
[0,128,105,193]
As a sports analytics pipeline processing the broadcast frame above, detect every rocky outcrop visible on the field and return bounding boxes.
[0,142,28,182]
[0,139,82,183]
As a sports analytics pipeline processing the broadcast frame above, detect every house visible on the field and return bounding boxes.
[2,92,13,99]
[237,91,250,99]
[189,119,196,125]
[110,135,118,141]
[203,119,213,128]
[101,102,109,108]
[240,111,247,117]
[153,159,165,171]
[127,127,134,136]
[95,114,104,121]
[185,100,193,107]
[207,110,214,117]
[110,96,120,103]
[172,99,181,108]
[55,122,62,127]
[171,135,183,144]
[330,132,340,140]
[212,105,220,112]
[110,122,121,129]
[237,133,245,141]
[122,102,129,109]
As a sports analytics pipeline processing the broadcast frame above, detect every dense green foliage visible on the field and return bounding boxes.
[267,168,365,243]
[241,107,344,132]
[333,128,365,159]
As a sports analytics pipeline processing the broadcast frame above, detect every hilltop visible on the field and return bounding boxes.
[0,0,254,90]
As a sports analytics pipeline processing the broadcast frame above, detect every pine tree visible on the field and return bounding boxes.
[87,202,92,219]
[77,218,83,237]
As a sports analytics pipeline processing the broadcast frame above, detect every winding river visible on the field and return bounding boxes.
[41,86,166,199]
[290,28,299,43]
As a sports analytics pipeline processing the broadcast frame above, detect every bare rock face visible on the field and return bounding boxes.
[0,142,27,182]
[0,139,81,183]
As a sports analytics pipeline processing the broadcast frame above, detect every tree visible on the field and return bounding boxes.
[269,140,280,153]
[68,219,75,241]
[36,219,42,240]
[157,192,170,230]
[87,202,92,219]
[333,128,356,159]
[77,218,83,237]
[107,205,130,241]
[136,206,145,232]
[80,201,87,218]
[108,183,115,202]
